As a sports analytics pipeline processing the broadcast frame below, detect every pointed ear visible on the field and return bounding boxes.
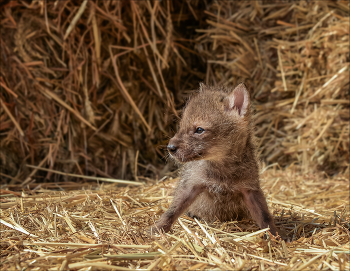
[223,83,250,117]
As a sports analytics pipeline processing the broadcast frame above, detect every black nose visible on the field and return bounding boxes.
[167,144,177,153]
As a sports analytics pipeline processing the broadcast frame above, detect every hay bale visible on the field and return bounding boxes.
[0,1,206,183]
[0,1,348,184]
[196,0,349,174]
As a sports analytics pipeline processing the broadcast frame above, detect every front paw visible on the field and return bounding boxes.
[265,228,290,242]
[269,226,277,237]
[276,227,290,242]
[147,223,171,237]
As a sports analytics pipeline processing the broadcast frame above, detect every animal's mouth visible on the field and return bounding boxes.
[169,150,204,163]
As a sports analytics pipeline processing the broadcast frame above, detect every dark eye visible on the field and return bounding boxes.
[195,127,205,134]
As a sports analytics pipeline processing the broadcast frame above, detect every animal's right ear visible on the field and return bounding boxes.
[223,83,250,117]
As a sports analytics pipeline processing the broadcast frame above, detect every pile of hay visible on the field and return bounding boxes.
[0,1,348,184]
[196,1,349,174]
[0,0,206,183]
[1,168,349,270]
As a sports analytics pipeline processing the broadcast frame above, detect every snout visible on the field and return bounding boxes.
[167,138,178,154]
[167,136,202,162]
[167,144,177,154]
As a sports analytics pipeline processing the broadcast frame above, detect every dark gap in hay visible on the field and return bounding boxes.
[0,1,211,184]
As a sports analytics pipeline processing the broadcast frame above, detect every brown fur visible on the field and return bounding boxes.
[152,83,277,236]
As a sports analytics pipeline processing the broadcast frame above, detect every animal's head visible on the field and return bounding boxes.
[167,83,252,163]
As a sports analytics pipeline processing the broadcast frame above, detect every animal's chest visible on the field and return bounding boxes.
[201,169,259,191]
[205,177,237,195]
[204,181,244,206]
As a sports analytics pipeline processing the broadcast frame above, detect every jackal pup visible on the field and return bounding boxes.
[153,83,277,236]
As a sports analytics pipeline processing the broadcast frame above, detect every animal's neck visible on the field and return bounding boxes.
[205,136,258,179]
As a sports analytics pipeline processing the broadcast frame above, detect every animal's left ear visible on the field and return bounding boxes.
[223,83,250,117]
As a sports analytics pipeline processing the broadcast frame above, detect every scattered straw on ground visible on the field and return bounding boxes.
[1,168,349,270]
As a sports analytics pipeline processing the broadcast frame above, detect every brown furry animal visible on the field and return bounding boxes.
[153,83,278,236]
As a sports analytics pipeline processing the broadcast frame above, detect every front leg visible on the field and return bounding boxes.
[241,188,277,236]
[152,181,205,233]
